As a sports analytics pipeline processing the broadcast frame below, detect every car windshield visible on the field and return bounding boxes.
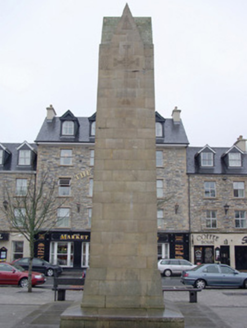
[12,263,25,272]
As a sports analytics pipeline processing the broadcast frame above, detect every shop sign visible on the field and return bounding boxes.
[0,233,9,241]
[37,243,45,259]
[51,233,90,241]
[196,234,219,244]
[175,235,184,258]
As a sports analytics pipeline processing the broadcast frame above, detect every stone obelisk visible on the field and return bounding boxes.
[61,5,184,327]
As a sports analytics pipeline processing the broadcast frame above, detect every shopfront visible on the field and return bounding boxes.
[34,231,90,269]
[157,233,190,261]
[191,233,247,270]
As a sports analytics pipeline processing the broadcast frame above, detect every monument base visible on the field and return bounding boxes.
[60,301,184,328]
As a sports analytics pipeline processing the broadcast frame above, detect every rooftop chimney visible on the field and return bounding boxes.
[235,135,247,152]
[46,104,56,121]
[172,106,181,123]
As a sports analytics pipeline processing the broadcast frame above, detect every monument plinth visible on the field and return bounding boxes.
[60,5,184,327]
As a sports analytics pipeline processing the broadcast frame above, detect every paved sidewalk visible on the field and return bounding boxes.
[1,285,247,327]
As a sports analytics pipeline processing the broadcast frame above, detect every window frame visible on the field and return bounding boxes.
[16,178,28,196]
[58,178,71,196]
[62,121,74,136]
[89,179,93,197]
[90,122,96,136]
[57,208,70,228]
[235,210,246,228]
[156,179,163,198]
[60,149,73,166]
[233,182,245,198]
[204,181,216,198]
[0,149,3,165]
[12,241,24,261]
[201,152,213,167]
[206,210,217,228]
[156,150,163,167]
[18,150,31,165]
[14,208,26,227]
[229,153,241,167]
[155,122,163,137]
[90,150,94,166]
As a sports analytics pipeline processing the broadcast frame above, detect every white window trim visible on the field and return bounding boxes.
[229,153,241,167]
[16,179,28,196]
[58,178,71,196]
[60,149,73,166]
[156,150,163,167]
[155,122,163,137]
[204,181,216,198]
[233,182,245,198]
[18,150,31,165]
[235,210,246,228]
[81,242,90,267]
[201,152,213,167]
[206,210,217,228]
[89,179,94,197]
[91,122,96,136]
[62,121,74,136]
[57,208,70,227]
[0,149,3,165]
[90,150,94,166]
[156,179,163,198]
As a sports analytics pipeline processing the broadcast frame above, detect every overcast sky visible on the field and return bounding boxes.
[1,0,247,147]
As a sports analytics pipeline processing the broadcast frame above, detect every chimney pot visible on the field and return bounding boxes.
[172,106,181,123]
[46,104,56,120]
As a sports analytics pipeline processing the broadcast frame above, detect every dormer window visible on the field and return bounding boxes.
[229,153,241,167]
[18,150,31,165]
[0,150,3,165]
[59,110,79,138]
[156,122,163,137]
[91,121,96,136]
[201,152,213,167]
[62,121,74,136]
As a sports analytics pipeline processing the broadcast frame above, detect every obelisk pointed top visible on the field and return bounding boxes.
[122,3,132,17]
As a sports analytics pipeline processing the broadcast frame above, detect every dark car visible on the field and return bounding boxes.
[12,257,63,277]
[181,263,247,289]
[0,262,46,287]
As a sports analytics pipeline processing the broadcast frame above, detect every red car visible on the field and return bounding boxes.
[0,262,46,287]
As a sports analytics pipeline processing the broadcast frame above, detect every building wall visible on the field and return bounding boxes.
[36,144,93,230]
[157,147,189,232]
[189,174,247,233]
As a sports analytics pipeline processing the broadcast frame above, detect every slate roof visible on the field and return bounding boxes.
[0,143,37,172]
[187,147,247,175]
[160,119,189,145]
[35,112,189,146]
[35,117,92,143]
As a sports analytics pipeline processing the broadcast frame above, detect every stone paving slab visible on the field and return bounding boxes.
[1,286,247,328]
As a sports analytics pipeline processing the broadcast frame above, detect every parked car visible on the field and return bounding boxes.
[181,263,247,289]
[158,258,197,277]
[12,257,63,277]
[0,262,46,287]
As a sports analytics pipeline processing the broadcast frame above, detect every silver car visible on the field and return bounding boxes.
[181,263,247,289]
[158,258,197,277]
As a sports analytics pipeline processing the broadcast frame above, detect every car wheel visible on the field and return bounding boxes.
[243,279,247,289]
[195,279,206,289]
[19,278,28,288]
[164,269,172,277]
[46,268,54,277]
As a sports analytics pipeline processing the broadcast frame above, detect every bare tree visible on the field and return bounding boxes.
[1,173,61,292]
